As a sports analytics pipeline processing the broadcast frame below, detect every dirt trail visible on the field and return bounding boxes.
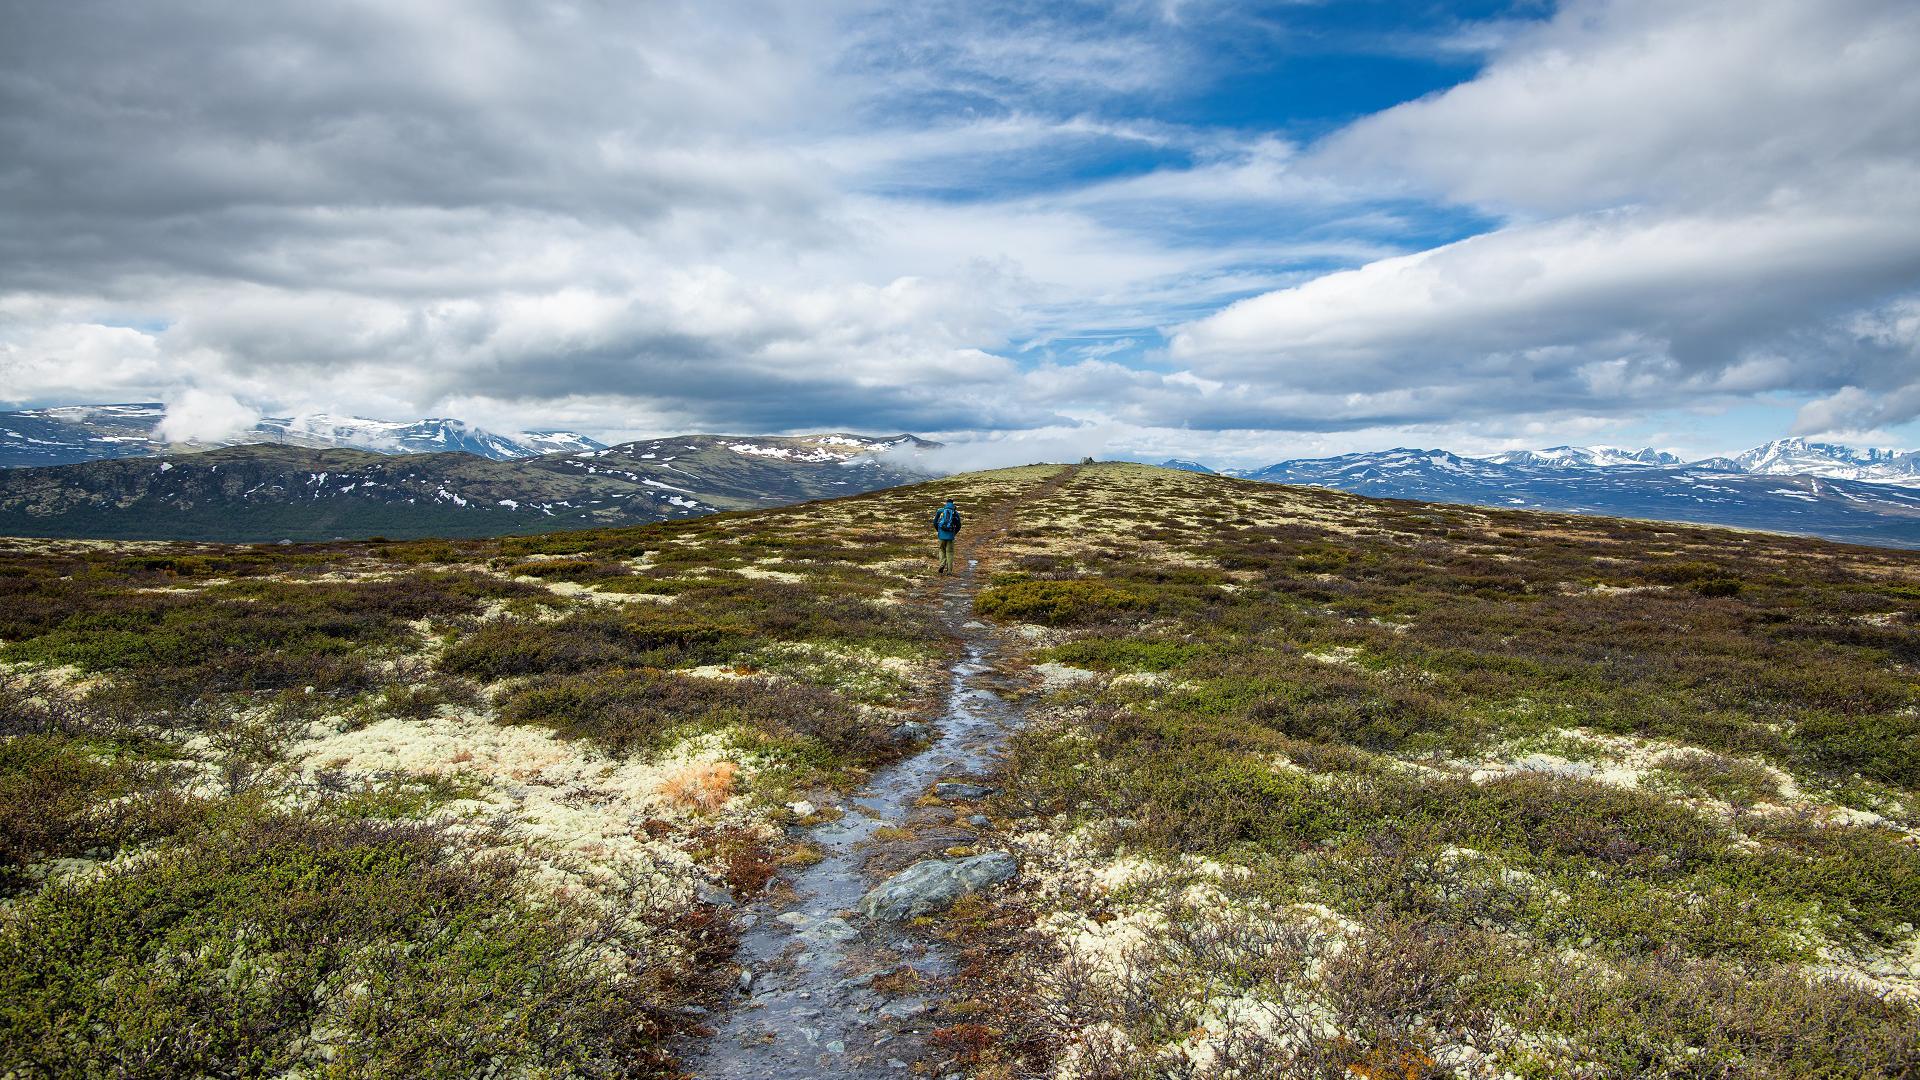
[685,466,1077,1080]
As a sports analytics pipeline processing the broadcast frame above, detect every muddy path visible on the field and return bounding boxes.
[684,467,1076,1080]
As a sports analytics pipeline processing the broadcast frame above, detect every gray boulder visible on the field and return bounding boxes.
[859,852,1018,921]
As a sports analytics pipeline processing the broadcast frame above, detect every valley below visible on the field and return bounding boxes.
[1,464,1916,1078]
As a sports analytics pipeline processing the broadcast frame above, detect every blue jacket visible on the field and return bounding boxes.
[934,503,962,540]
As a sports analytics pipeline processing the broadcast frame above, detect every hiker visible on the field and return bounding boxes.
[933,498,962,574]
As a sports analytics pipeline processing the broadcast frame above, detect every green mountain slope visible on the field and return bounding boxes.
[1,464,1914,1077]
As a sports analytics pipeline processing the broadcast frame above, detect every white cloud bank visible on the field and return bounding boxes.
[0,0,1917,461]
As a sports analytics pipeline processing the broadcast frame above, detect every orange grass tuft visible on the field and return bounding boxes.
[658,760,739,811]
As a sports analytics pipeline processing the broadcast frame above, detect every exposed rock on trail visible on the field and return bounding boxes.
[859,851,1018,922]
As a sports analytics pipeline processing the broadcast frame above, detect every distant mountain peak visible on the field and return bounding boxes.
[1729,438,1920,483]
[1160,459,1214,473]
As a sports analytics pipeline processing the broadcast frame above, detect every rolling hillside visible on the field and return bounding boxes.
[0,434,935,541]
[1,464,1914,1078]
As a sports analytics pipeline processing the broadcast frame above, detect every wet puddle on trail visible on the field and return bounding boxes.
[687,562,1023,1080]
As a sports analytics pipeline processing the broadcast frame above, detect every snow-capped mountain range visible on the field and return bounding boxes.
[1228,441,1920,548]
[1485,445,1686,469]
[1717,438,1920,485]
[1224,438,1920,487]
[1502,438,1920,486]
[1520,438,1920,485]
[0,403,604,466]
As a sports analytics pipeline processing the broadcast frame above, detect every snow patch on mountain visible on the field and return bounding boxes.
[254,414,605,460]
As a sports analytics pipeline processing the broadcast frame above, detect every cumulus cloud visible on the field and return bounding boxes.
[1173,0,1920,437]
[155,389,260,444]
[1317,0,1920,216]
[1172,206,1920,396]
[0,1,1298,437]
[1790,300,1920,435]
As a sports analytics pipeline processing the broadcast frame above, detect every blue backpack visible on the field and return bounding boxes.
[936,505,960,533]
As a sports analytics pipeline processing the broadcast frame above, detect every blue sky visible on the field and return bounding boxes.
[2,1,1917,468]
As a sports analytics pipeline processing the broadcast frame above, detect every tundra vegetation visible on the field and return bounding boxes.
[956,465,1920,1079]
[0,462,1914,1078]
[0,465,1051,1077]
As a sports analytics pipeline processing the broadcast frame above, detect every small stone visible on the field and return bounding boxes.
[697,883,735,907]
[888,1059,910,1069]
[879,998,930,1019]
[826,1040,847,1054]
[934,781,995,800]
[737,969,753,992]
[776,911,813,928]
[799,917,859,945]
[967,814,990,827]
[788,799,818,818]
[892,721,932,742]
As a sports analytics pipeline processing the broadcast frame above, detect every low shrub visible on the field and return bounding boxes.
[0,734,200,895]
[975,579,1146,626]
[1648,751,1782,806]
[506,558,632,582]
[1794,709,1920,787]
[497,667,879,760]
[1043,636,1203,672]
[438,620,632,681]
